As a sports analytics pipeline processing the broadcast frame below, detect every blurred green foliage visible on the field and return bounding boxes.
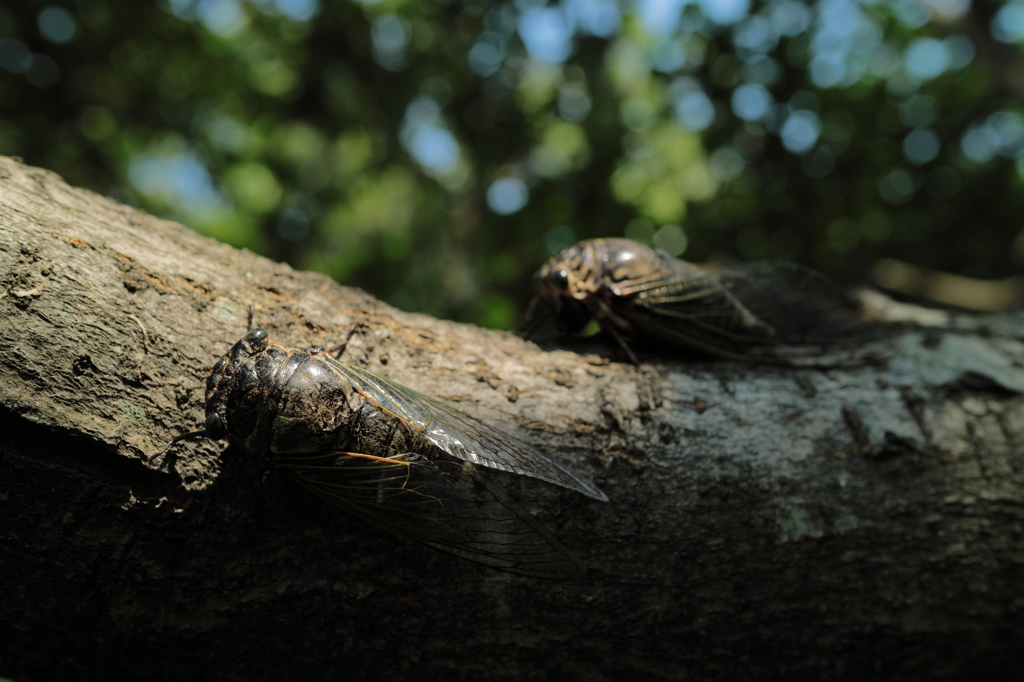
[2,0,1024,328]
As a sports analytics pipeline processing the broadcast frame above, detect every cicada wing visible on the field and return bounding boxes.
[276,452,586,579]
[738,260,854,309]
[729,261,872,345]
[324,359,608,502]
[605,266,779,358]
[612,303,771,361]
[620,262,879,362]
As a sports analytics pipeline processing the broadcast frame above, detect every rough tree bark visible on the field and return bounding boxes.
[1,154,1023,681]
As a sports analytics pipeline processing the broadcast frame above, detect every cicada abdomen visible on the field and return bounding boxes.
[521,238,880,365]
[203,329,606,578]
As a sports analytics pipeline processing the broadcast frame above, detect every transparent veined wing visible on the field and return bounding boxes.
[729,261,869,345]
[323,358,608,502]
[618,261,878,361]
[612,303,775,360]
[603,265,777,358]
[275,452,586,579]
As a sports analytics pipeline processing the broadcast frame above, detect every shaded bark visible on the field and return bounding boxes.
[1,154,1023,681]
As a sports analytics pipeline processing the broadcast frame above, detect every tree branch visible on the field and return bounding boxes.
[2,155,1023,681]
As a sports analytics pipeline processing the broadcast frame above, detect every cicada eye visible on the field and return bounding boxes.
[205,411,226,440]
[536,267,569,291]
[244,328,269,353]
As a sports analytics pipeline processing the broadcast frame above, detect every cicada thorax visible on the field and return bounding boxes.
[530,239,656,333]
[203,333,343,465]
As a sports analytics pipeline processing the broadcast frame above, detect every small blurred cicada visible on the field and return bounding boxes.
[175,328,606,579]
[521,238,874,364]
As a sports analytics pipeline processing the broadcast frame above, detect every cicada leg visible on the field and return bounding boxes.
[593,299,641,366]
[517,296,554,339]
[281,450,429,504]
[147,427,207,463]
[325,323,371,360]
[591,300,662,410]
[599,322,641,366]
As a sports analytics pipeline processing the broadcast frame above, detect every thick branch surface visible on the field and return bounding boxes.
[2,155,1024,681]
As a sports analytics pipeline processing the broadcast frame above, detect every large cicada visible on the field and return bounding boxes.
[521,238,873,364]
[193,328,606,579]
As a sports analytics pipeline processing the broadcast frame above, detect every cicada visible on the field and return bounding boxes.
[192,328,606,579]
[521,238,872,364]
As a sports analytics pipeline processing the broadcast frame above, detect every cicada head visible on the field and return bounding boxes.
[204,328,288,447]
[531,249,593,333]
[531,238,674,333]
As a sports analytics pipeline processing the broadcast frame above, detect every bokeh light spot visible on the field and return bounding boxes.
[944,35,974,69]
[400,97,462,177]
[624,217,656,245]
[742,56,781,87]
[372,15,411,71]
[38,7,77,44]
[700,0,751,26]
[519,8,572,64]
[675,91,715,131]
[780,110,820,153]
[899,94,939,128]
[277,207,310,242]
[487,178,529,215]
[988,111,1024,157]
[544,225,577,254]
[878,168,917,204]
[653,224,688,256]
[961,123,999,164]
[0,40,33,74]
[197,0,247,37]
[558,85,592,122]
[733,15,778,56]
[408,127,459,174]
[802,146,835,177]
[893,0,930,28]
[25,54,61,88]
[904,38,949,81]
[566,0,622,38]
[637,0,687,37]
[709,146,745,181]
[731,83,773,121]
[128,151,229,216]
[903,129,940,165]
[275,0,319,22]
[770,0,812,37]
[224,162,283,213]
[993,3,1024,43]
[469,33,505,77]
